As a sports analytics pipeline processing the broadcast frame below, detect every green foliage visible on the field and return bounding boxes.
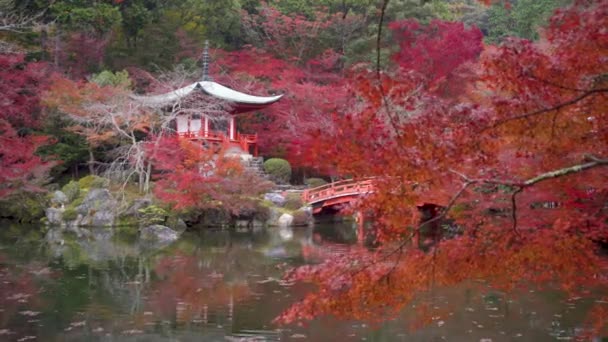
[284,192,303,211]
[486,0,572,44]
[305,177,328,188]
[138,205,168,226]
[61,181,80,203]
[38,111,89,179]
[78,175,109,189]
[269,0,317,18]
[511,0,571,40]
[116,215,139,227]
[90,70,132,89]
[264,158,292,184]
[387,0,440,23]
[51,2,121,34]
[70,195,84,209]
[120,2,152,43]
[62,207,78,221]
[0,192,47,223]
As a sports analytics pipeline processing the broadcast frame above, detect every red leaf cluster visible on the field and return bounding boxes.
[149,137,272,215]
[0,54,54,198]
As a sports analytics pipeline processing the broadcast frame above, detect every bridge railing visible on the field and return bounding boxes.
[302,178,375,204]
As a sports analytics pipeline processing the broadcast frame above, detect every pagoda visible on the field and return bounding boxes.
[133,41,283,156]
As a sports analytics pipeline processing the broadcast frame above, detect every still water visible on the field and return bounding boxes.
[0,222,602,341]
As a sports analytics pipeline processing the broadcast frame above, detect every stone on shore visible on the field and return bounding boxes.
[140,225,179,243]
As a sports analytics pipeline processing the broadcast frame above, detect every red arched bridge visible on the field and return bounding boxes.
[301,178,375,214]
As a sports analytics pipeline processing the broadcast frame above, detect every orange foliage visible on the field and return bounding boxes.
[43,76,151,147]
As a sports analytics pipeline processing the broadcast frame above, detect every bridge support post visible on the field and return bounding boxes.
[356,211,365,245]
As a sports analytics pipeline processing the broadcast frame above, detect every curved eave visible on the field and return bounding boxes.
[131,81,283,112]
[198,81,283,106]
[130,83,198,107]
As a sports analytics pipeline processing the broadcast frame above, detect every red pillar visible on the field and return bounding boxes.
[203,116,209,137]
[229,116,235,141]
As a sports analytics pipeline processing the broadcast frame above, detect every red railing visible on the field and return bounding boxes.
[178,130,259,156]
[302,178,375,205]
[178,130,257,143]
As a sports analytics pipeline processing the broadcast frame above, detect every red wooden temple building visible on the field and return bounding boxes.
[133,42,283,156]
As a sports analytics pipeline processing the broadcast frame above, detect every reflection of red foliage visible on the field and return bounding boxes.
[0,254,53,333]
[148,253,251,323]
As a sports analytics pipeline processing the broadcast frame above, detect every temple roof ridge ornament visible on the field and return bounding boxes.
[201,40,213,82]
[131,41,283,113]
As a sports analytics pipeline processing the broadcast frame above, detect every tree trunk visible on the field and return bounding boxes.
[138,170,145,194]
[144,161,152,194]
[88,148,96,175]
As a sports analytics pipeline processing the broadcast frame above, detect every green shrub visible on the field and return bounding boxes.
[0,192,46,223]
[61,180,80,202]
[284,192,303,211]
[90,70,131,89]
[264,158,291,184]
[78,175,109,189]
[305,177,327,188]
[62,207,78,221]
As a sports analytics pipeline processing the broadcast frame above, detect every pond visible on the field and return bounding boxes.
[0,221,603,341]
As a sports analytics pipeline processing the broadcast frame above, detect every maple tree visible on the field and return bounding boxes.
[276,0,608,336]
[0,54,54,198]
[214,45,350,168]
[43,73,159,191]
[149,137,272,216]
[389,19,483,90]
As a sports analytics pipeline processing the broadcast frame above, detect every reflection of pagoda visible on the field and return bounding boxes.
[134,41,283,156]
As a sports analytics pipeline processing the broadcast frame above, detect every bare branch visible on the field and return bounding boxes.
[523,157,608,186]
[376,0,390,77]
[0,1,47,33]
[489,88,608,129]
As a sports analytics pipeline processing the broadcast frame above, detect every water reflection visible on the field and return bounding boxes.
[0,222,604,341]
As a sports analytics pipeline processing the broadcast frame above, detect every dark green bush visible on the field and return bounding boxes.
[0,192,46,223]
[264,158,292,184]
[305,177,328,188]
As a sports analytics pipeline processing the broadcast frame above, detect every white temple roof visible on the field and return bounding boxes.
[131,81,283,108]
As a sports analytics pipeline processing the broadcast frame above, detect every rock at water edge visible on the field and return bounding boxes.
[278,213,294,227]
[140,225,179,243]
